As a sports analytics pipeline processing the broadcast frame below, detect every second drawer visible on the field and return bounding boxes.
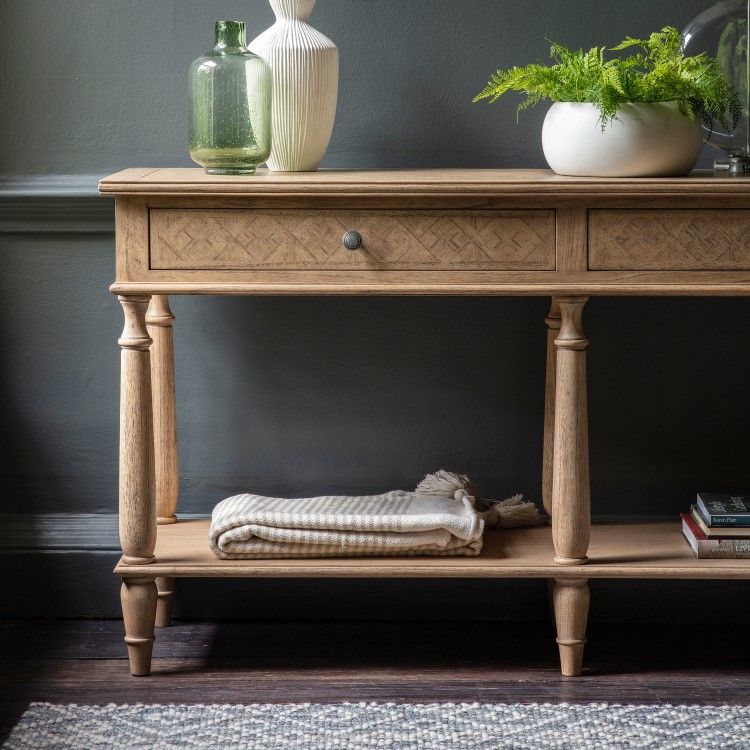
[589,209,750,270]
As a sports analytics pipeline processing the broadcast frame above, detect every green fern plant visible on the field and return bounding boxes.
[474,26,741,133]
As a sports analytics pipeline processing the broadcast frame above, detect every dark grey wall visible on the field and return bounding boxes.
[1,0,748,622]
[0,0,718,175]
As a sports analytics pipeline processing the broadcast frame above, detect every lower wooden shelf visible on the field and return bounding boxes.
[115,520,750,580]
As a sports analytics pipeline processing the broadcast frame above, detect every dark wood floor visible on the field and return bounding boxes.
[1,619,749,740]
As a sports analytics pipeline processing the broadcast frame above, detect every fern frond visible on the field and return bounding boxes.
[601,61,625,96]
[473,25,741,133]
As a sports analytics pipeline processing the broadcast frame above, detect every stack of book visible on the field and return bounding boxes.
[681,493,750,559]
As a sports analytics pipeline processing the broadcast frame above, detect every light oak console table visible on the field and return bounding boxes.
[100,168,750,677]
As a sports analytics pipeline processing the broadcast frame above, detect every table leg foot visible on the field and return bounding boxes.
[553,577,590,677]
[155,576,175,628]
[545,579,555,628]
[121,577,157,676]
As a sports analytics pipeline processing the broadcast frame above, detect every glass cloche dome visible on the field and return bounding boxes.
[683,0,750,173]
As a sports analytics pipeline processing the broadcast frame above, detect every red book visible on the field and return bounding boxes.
[681,513,750,558]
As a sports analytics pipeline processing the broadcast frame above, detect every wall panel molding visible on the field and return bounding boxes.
[0,513,670,553]
[0,513,207,552]
[0,174,114,234]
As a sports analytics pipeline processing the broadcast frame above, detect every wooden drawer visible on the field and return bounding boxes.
[589,210,750,270]
[149,209,556,271]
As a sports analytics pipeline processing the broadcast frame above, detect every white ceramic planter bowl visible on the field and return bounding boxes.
[541,101,703,177]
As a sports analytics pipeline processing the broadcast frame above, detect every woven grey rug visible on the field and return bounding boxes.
[3,702,750,749]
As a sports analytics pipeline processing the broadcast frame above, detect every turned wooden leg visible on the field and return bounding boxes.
[553,578,590,676]
[546,578,556,627]
[155,576,175,628]
[121,577,158,676]
[551,296,591,566]
[118,295,156,566]
[147,296,178,627]
[146,295,179,526]
[542,298,561,521]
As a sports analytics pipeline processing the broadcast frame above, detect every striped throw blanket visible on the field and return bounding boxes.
[208,471,540,559]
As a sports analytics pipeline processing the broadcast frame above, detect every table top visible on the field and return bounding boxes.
[99,168,750,196]
[104,167,750,298]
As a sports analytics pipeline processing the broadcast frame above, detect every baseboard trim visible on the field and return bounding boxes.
[0,513,208,552]
[0,513,672,552]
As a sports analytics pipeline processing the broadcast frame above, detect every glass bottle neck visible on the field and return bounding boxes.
[214,21,246,52]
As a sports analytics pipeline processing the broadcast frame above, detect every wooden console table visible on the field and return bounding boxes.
[100,168,750,677]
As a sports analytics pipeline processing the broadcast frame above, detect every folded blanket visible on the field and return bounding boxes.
[208,470,540,559]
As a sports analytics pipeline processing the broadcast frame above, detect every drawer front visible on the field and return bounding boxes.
[150,209,556,271]
[589,210,750,270]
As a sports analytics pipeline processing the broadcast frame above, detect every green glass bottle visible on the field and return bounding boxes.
[188,21,272,175]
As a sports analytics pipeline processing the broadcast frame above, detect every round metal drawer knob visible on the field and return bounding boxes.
[343,231,363,250]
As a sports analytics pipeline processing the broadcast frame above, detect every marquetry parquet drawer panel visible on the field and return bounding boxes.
[589,210,750,270]
[149,209,556,271]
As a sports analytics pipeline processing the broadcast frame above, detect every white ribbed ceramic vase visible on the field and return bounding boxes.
[250,0,339,171]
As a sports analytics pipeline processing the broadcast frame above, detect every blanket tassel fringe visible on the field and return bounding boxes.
[416,470,540,529]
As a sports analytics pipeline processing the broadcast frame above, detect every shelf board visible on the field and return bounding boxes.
[114,520,750,580]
